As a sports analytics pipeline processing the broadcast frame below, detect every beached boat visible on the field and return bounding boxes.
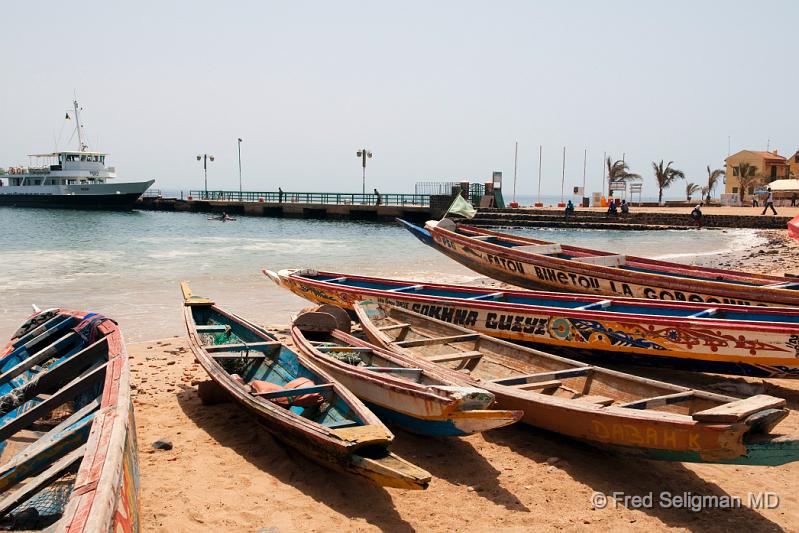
[181,283,430,490]
[263,268,799,378]
[289,307,522,436]
[398,218,799,307]
[0,308,139,531]
[353,301,799,465]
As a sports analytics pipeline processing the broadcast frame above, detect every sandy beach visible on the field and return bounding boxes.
[131,232,799,532]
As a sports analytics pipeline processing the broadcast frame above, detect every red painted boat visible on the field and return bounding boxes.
[0,308,139,531]
[399,218,799,307]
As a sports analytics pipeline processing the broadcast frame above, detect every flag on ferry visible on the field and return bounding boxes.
[65,112,71,120]
[445,194,477,219]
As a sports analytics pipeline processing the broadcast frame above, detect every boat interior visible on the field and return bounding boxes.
[0,310,110,530]
[363,305,786,423]
[296,327,454,387]
[189,306,364,430]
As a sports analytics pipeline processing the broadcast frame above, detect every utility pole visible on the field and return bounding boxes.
[356,148,373,196]
[560,146,566,203]
[196,153,215,198]
[237,138,243,200]
[512,141,518,203]
[537,145,542,205]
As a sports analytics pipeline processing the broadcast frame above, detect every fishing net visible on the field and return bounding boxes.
[0,472,76,530]
[327,350,366,367]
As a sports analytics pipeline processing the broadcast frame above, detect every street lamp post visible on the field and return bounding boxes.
[237,138,243,200]
[356,148,372,196]
[196,153,215,198]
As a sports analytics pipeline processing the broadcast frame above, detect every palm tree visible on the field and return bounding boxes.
[705,166,724,204]
[606,156,641,197]
[735,162,761,203]
[652,160,685,205]
[685,182,701,202]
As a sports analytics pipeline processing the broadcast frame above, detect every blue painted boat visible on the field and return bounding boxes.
[181,283,431,489]
[0,308,139,531]
[289,307,522,437]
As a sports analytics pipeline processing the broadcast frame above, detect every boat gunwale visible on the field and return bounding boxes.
[271,269,799,334]
[454,223,786,285]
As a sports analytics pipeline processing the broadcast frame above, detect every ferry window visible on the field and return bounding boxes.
[100,156,105,163]
[34,180,41,185]
[80,155,86,161]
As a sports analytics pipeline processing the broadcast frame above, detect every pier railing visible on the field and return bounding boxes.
[188,190,432,206]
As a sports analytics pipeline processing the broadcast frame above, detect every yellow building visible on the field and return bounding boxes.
[724,150,790,198]
[789,149,799,179]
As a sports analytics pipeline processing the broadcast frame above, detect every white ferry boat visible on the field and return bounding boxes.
[0,100,154,209]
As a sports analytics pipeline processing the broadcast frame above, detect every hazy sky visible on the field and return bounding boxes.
[2,1,797,199]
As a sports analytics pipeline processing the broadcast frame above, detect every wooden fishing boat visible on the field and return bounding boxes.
[398,218,799,307]
[353,301,799,466]
[263,268,799,378]
[181,283,430,490]
[289,307,522,437]
[0,308,139,531]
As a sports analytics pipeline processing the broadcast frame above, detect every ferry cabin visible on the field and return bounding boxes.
[4,151,116,186]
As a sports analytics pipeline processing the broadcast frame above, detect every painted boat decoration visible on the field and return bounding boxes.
[353,300,799,465]
[263,268,799,378]
[0,308,139,531]
[181,283,430,490]
[289,306,522,437]
[398,218,799,307]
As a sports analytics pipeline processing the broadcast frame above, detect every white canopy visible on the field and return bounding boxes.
[766,179,799,192]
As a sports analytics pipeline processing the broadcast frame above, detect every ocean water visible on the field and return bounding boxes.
[0,207,762,341]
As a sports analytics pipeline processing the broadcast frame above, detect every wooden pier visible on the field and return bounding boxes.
[136,190,446,222]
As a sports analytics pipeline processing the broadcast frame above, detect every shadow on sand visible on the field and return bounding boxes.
[481,423,784,532]
[387,428,530,512]
[175,385,416,532]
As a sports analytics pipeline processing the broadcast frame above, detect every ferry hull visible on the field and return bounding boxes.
[0,180,154,210]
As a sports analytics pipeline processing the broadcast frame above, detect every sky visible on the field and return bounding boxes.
[1,1,797,200]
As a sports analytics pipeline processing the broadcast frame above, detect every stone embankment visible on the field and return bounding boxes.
[471,208,792,230]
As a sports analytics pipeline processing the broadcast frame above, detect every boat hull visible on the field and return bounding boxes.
[353,303,799,466]
[266,269,799,378]
[0,180,155,210]
[414,221,799,307]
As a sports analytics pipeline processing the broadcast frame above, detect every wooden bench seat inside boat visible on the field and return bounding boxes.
[574,299,611,311]
[426,351,483,364]
[572,254,626,267]
[511,243,562,255]
[577,395,615,406]
[206,341,281,352]
[489,367,592,386]
[692,395,786,423]
[395,334,479,348]
[512,379,562,392]
[378,323,411,331]
[196,324,232,333]
[250,379,333,408]
[364,366,423,376]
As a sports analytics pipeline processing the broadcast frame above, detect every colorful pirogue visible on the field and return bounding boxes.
[181,283,431,489]
[263,268,799,378]
[290,307,522,436]
[398,219,799,307]
[352,300,799,465]
[0,308,139,531]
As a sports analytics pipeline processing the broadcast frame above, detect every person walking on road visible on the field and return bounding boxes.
[761,188,777,215]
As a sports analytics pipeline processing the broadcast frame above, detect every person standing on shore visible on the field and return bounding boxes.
[691,202,703,227]
[761,187,777,215]
[564,199,574,219]
[278,187,283,204]
[792,192,797,207]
